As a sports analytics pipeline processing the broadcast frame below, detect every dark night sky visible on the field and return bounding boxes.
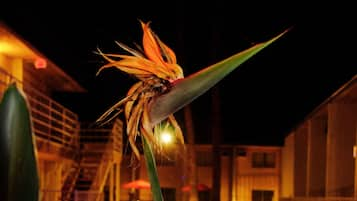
[1,2,356,146]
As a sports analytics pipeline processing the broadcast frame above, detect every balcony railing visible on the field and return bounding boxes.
[0,67,80,158]
[80,118,123,156]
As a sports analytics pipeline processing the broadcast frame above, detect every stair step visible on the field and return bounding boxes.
[81,161,101,165]
[81,158,103,162]
[82,143,108,149]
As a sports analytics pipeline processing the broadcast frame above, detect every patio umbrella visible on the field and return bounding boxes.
[122,179,151,189]
[181,183,210,192]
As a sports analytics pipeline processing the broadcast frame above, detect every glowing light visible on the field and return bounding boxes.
[34,57,47,69]
[160,131,173,144]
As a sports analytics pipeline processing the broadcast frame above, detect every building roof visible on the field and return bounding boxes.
[0,21,86,93]
[290,74,356,132]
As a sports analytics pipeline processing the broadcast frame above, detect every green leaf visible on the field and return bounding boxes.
[149,30,289,126]
[142,136,164,201]
[0,83,40,201]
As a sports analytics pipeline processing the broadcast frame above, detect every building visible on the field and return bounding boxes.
[280,74,357,201]
[0,21,88,200]
[0,21,129,201]
[119,144,281,201]
[0,21,125,201]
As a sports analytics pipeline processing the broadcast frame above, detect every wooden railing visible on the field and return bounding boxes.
[77,118,123,201]
[0,67,80,158]
[80,118,123,157]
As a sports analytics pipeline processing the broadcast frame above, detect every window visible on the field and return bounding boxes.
[199,191,211,201]
[162,188,176,201]
[237,148,247,157]
[252,190,274,201]
[252,152,275,168]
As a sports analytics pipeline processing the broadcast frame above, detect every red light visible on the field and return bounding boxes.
[34,58,47,69]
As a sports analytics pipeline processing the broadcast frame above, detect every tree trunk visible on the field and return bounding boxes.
[209,2,223,199]
[184,105,199,201]
[211,87,222,201]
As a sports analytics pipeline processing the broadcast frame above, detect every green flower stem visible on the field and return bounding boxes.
[142,136,164,201]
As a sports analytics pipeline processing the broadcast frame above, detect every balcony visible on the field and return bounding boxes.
[0,67,80,160]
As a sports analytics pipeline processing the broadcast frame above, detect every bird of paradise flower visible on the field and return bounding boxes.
[95,21,185,159]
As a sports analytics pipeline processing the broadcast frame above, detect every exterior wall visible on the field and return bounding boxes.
[39,160,63,200]
[0,54,11,69]
[236,146,281,201]
[0,54,23,87]
[280,101,357,200]
[9,58,23,82]
[0,55,14,94]
[198,166,213,188]
[237,147,280,175]
[294,124,308,196]
[119,145,281,201]
[220,156,231,201]
[23,61,51,95]
[281,132,295,198]
[326,102,356,196]
[280,76,357,201]
[237,175,279,201]
[307,115,327,196]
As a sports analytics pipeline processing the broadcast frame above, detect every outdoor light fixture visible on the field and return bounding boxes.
[160,131,173,144]
[34,57,47,69]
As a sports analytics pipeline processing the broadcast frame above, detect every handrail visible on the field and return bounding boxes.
[78,119,123,201]
[0,67,80,157]
[80,119,123,154]
[62,162,81,201]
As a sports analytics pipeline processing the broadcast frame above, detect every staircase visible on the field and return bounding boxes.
[76,143,107,191]
[61,161,81,201]
[70,119,122,201]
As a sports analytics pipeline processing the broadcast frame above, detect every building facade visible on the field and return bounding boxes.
[119,144,281,201]
[1,22,87,201]
[280,75,357,201]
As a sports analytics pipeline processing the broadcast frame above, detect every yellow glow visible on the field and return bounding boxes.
[160,131,173,144]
